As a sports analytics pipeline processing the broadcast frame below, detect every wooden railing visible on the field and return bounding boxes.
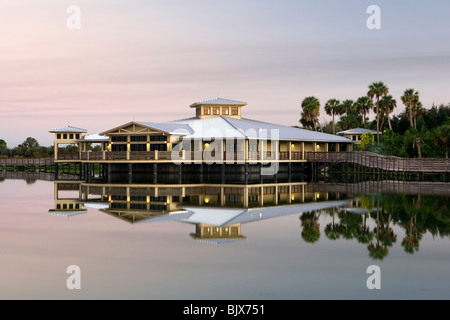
[305,151,450,173]
[57,152,79,160]
[0,157,54,167]
[307,180,450,196]
[52,150,306,162]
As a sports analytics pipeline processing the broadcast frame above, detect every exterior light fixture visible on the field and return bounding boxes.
[204,197,210,204]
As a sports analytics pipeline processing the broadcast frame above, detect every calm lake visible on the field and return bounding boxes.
[0,174,449,300]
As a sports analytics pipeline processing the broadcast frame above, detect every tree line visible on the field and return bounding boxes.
[300,81,450,158]
[300,193,450,260]
[0,137,100,158]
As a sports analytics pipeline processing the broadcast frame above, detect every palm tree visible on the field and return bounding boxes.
[324,208,341,240]
[300,96,321,131]
[401,88,419,128]
[340,99,354,114]
[412,102,425,129]
[300,211,321,243]
[324,99,341,134]
[434,124,450,158]
[367,82,389,143]
[338,104,362,130]
[412,137,423,159]
[378,95,397,131]
[354,96,373,128]
[367,203,389,260]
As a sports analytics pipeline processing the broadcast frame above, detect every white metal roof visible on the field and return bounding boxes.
[48,209,87,217]
[49,125,87,133]
[170,116,353,142]
[82,133,109,142]
[135,121,194,135]
[136,199,352,226]
[190,98,247,108]
[337,128,378,135]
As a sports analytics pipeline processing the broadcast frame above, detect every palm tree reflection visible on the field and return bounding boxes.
[298,192,449,261]
[300,211,321,243]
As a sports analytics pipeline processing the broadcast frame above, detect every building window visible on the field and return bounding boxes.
[225,195,240,203]
[150,135,167,141]
[111,203,127,209]
[75,134,80,139]
[131,135,146,142]
[231,107,239,115]
[112,136,127,142]
[130,144,146,151]
[223,107,229,115]
[172,196,180,203]
[57,134,61,139]
[150,196,167,202]
[213,107,220,115]
[150,144,167,151]
[63,134,67,139]
[248,143,258,152]
[150,204,167,211]
[111,144,127,152]
[204,107,211,115]
[69,134,73,139]
[131,195,147,202]
[352,135,357,141]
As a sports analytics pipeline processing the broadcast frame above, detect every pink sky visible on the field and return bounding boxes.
[1,1,450,147]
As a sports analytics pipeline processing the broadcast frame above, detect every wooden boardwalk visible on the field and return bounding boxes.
[0,157,54,167]
[305,151,450,173]
[0,171,79,181]
[307,180,450,196]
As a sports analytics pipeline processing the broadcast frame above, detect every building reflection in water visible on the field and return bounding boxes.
[49,178,353,244]
[49,177,450,259]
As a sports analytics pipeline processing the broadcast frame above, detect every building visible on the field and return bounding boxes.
[336,128,378,145]
[49,98,353,178]
[49,180,352,243]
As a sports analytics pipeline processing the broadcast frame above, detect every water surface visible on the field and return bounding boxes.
[0,177,449,300]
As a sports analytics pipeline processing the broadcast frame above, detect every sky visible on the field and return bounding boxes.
[1,0,450,147]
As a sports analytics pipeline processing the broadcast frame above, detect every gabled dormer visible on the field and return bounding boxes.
[190,98,247,119]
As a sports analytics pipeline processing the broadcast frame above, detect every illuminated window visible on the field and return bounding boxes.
[204,107,211,115]
[231,107,239,115]
[213,107,220,115]
[223,107,229,115]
